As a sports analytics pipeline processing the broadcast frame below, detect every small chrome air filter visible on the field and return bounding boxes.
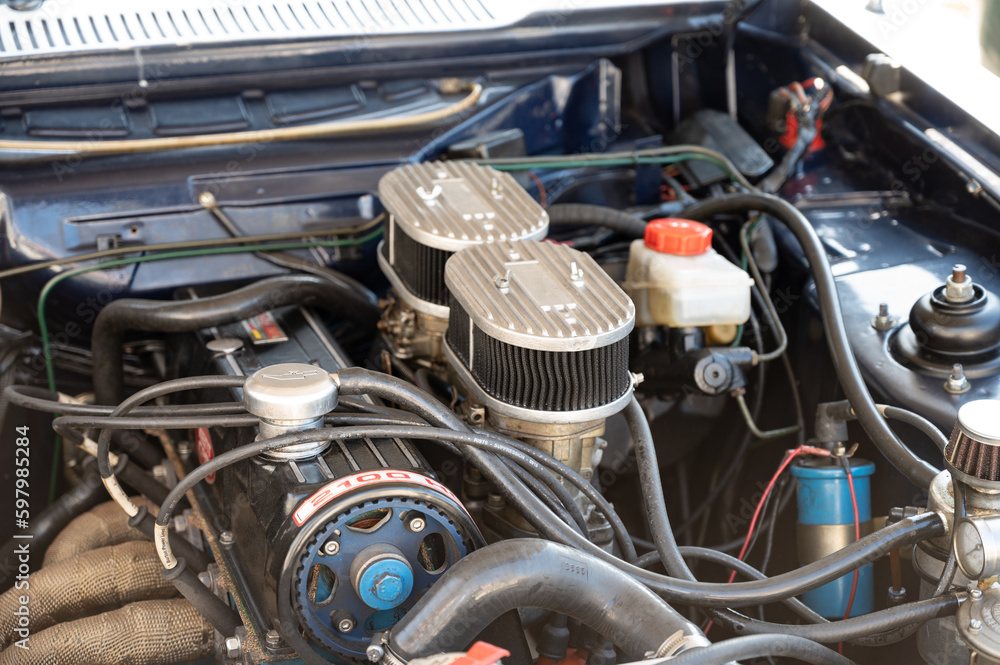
[946,399,1000,489]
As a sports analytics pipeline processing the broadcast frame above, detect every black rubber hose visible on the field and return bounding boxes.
[153,422,946,607]
[92,275,380,404]
[715,593,961,643]
[162,557,242,636]
[335,367,468,431]
[882,405,949,453]
[387,539,708,661]
[636,546,827,625]
[0,458,105,592]
[627,397,812,632]
[56,427,173,507]
[625,397,690,578]
[113,459,170,510]
[55,414,258,431]
[128,506,211,573]
[97,375,247,479]
[335,369,572,548]
[933,479,965,596]
[663,635,854,665]
[470,426,635,560]
[681,193,940,488]
[505,461,586,537]
[4,385,246,417]
[546,203,648,238]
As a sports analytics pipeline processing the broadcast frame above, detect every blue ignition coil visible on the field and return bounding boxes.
[789,457,876,618]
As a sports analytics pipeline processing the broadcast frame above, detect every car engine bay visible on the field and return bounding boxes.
[3,1,1000,664]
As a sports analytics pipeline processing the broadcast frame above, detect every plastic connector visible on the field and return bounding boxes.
[814,401,854,447]
[537,614,571,661]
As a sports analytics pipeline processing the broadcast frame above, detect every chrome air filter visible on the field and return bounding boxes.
[377,161,548,317]
[444,240,636,423]
[946,399,1000,490]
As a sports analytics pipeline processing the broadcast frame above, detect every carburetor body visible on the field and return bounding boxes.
[444,240,635,536]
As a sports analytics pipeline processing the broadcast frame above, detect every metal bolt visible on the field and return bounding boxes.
[224,636,242,659]
[872,303,895,331]
[494,270,511,289]
[265,630,281,647]
[324,540,340,556]
[367,644,385,663]
[945,264,975,303]
[971,587,984,601]
[971,618,983,632]
[338,618,356,633]
[219,531,234,546]
[176,440,192,459]
[944,363,971,394]
[487,492,506,509]
[967,180,983,196]
[408,517,426,533]
[198,191,217,208]
[570,261,583,282]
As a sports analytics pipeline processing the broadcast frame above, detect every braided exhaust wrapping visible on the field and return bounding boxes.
[44,498,152,567]
[0,599,213,665]
[0,541,177,648]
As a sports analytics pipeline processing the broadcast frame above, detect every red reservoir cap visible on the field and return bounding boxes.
[644,218,712,255]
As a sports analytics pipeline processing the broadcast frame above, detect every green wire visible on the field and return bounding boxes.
[38,227,383,392]
[38,227,381,504]
[483,153,740,181]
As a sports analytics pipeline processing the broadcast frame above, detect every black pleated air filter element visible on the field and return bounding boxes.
[445,240,635,417]
[377,161,548,314]
[946,400,1000,484]
[381,225,451,306]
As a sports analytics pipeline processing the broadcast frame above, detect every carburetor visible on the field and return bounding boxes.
[376,160,548,362]
[443,240,636,537]
[918,399,1000,665]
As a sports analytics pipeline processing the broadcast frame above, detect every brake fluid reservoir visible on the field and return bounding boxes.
[626,219,753,327]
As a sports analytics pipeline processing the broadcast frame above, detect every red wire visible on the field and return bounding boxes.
[838,460,861,654]
[527,171,547,208]
[704,446,832,635]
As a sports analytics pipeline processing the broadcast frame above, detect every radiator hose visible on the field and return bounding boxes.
[387,539,709,661]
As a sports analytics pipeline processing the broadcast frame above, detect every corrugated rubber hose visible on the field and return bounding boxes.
[388,538,709,661]
[0,599,212,665]
[545,203,648,238]
[91,274,380,404]
[0,541,177,648]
